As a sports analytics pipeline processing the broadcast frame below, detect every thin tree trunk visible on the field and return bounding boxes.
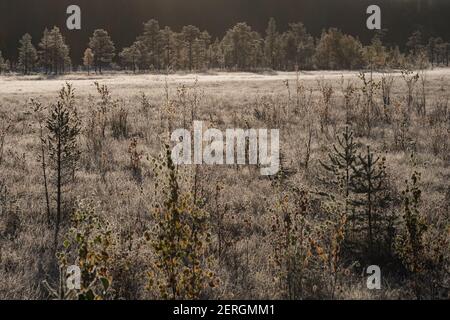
[39,123,51,226]
[54,119,62,251]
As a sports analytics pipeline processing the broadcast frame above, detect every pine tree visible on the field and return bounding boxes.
[132,40,148,71]
[197,31,211,69]
[427,37,438,66]
[406,30,423,57]
[41,27,71,75]
[83,48,94,75]
[350,146,389,257]
[38,28,52,74]
[182,25,201,71]
[289,22,315,69]
[173,33,186,70]
[18,33,37,75]
[89,29,115,73]
[141,19,161,70]
[221,23,257,70]
[264,18,278,69]
[46,83,81,250]
[0,51,5,73]
[364,33,388,71]
[314,28,364,70]
[209,39,223,69]
[160,26,175,69]
[119,44,141,73]
[29,99,52,226]
[320,126,358,214]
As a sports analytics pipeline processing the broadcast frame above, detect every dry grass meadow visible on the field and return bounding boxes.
[0,69,448,299]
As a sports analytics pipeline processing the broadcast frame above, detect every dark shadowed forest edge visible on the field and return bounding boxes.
[1,0,450,62]
[0,15,449,76]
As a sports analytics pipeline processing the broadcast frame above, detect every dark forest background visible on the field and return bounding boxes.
[0,0,449,63]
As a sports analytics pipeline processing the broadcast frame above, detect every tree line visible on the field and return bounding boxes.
[1,18,449,75]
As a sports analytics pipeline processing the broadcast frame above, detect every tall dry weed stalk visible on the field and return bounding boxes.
[358,72,381,137]
[30,99,51,225]
[317,78,334,134]
[381,73,395,122]
[401,70,419,111]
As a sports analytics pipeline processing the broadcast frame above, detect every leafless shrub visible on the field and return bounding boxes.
[94,82,113,138]
[391,100,416,152]
[429,124,449,161]
[414,70,427,117]
[340,77,357,126]
[381,73,395,122]
[317,78,334,134]
[428,82,449,126]
[128,137,144,182]
[401,70,419,111]
[358,72,381,137]
[111,102,129,139]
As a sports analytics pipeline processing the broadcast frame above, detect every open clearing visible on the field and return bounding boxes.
[1,68,449,97]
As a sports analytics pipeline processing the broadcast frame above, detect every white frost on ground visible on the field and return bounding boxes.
[0,68,448,96]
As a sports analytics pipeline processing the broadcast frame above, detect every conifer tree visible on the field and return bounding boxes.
[83,48,94,75]
[406,30,423,57]
[364,33,388,71]
[314,28,364,70]
[286,22,315,69]
[49,27,71,74]
[197,31,211,69]
[18,33,37,75]
[141,19,161,69]
[0,51,4,73]
[264,18,278,69]
[132,40,148,71]
[38,28,52,74]
[160,26,175,69]
[209,39,223,69]
[320,126,358,215]
[119,44,141,73]
[181,25,201,71]
[89,29,115,73]
[350,146,389,257]
[46,83,81,249]
[221,22,259,70]
[0,51,7,73]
